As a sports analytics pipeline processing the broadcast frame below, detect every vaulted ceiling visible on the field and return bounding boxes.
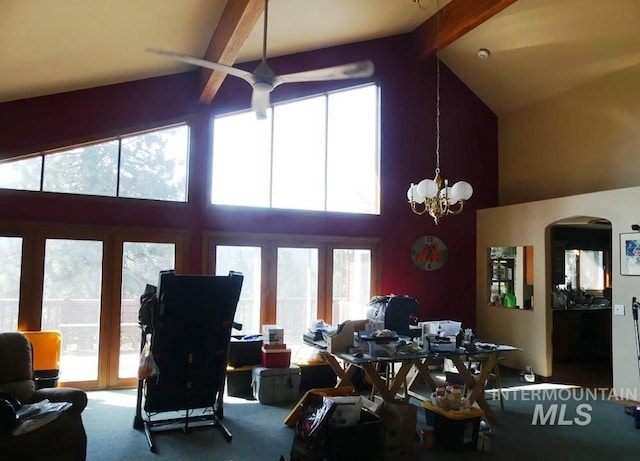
[3,0,640,115]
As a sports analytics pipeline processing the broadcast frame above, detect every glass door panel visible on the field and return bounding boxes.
[276,247,318,347]
[0,236,23,332]
[332,249,371,325]
[42,239,103,382]
[215,245,261,335]
[118,242,175,379]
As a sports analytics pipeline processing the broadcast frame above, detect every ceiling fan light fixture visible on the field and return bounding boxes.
[253,82,273,92]
[146,0,374,120]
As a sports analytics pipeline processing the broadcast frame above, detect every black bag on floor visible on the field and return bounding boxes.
[289,394,337,461]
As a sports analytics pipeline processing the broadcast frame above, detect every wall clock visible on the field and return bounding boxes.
[410,236,448,271]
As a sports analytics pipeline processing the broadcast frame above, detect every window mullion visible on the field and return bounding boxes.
[38,155,45,191]
[323,94,329,211]
[269,110,275,208]
[116,138,122,197]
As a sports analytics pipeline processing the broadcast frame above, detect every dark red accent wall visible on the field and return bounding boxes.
[0,35,498,328]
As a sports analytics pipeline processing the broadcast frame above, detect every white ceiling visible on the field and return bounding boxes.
[3,0,640,115]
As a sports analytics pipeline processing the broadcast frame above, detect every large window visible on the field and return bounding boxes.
[0,124,189,202]
[211,84,380,214]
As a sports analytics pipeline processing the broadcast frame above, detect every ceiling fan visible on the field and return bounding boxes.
[147,0,374,120]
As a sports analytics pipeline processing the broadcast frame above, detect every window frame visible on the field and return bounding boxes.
[209,83,381,215]
[0,122,191,202]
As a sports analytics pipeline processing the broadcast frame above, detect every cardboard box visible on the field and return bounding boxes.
[329,396,365,426]
[422,401,483,452]
[261,346,291,367]
[261,324,284,345]
[252,365,301,404]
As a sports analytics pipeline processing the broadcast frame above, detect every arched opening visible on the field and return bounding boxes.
[549,216,613,388]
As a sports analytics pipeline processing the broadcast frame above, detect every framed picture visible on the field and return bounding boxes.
[620,233,640,275]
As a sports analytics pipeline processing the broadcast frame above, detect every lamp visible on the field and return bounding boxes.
[406,1,473,225]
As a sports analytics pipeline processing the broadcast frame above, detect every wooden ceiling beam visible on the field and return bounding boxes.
[199,0,265,103]
[411,0,518,59]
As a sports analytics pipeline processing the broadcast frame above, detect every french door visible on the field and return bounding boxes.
[6,226,186,389]
[206,232,381,354]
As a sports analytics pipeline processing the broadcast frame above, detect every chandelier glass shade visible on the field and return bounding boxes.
[406,173,473,225]
[406,0,473,225]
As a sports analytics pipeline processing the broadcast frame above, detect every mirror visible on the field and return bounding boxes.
[488,246,534,309]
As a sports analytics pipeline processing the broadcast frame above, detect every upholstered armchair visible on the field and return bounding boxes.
[0,332,88,461]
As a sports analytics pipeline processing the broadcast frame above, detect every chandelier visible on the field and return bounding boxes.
[406,1,473,225]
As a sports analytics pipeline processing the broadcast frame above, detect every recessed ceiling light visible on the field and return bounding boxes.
[477,48,491,59]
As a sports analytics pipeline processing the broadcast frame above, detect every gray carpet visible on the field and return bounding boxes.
[82,373,640,460]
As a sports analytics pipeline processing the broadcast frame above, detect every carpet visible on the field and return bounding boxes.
[82,375,640,460]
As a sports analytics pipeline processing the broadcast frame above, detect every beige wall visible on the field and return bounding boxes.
[477,189,640,395]
[499,62,640,206]
[477,63,640,396]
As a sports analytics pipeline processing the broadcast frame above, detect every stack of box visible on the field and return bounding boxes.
[252,324,301,404]
[260,324,291,367]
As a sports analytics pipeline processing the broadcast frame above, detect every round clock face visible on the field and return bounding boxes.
[410,236,448,271]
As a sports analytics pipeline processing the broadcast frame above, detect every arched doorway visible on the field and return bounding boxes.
[549,216,613,388]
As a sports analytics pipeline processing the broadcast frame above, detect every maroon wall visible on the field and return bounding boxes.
[0,35,498,328]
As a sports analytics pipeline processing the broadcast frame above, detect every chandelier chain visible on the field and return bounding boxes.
[406,0,472,224]
[434,0,441,174]
[435,45,440,174]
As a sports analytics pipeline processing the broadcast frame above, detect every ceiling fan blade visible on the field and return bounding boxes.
[251,87,271,120]
[278,60,374,85]
[146,48,253,83]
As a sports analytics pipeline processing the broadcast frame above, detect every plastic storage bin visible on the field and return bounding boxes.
[21,330,62,389]
[228,335,263,367]
[261,346,291,367]
[325,408,385,461]
[252,365,301,404]
[422,401,483,452]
